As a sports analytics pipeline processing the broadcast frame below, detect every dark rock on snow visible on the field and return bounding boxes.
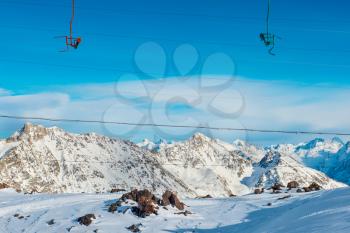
[111,188,127,193]
[77,214,96,226]
[127,224,143,232]
[161,190,185,210]
[287,181,299,189]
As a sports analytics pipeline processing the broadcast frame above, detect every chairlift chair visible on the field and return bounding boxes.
[259,0,278,55]
[56,0,82,52]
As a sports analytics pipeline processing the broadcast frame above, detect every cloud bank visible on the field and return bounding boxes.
[0,77,349,145]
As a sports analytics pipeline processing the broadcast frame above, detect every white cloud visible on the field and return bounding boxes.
[0,77,349,145]
[0,88,12,96]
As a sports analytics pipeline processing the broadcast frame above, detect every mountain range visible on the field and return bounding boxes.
[0,123,347,197]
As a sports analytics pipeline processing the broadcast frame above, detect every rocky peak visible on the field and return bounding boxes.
[7,123,49,142]
[259,150,281,168]
[297,138,325,151]
[331,137,344,145]
[337,142,350,160]
[343,142,350,152]
[233,139,246,147]
[190,133,211,144]
[22,123,49,139]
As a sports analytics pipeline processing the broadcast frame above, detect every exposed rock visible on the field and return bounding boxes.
[303,183,322,193]
[108,189,187,218]
[287,181,299,189]
[121,189,159,218]
[0,183,10,189]
[199,194,213,199]
[111,188,127,193]
[161,190,185,210]
[270,183,285,193]
[25,189,39,195]
[108,200,122,213]
[277,195,291,200]
[77,214,96,226]
[47,219,55,225]
[13,213,24,219]
[127,224,142,232]
[254,188,264,194]
[309,182,322,191]
[174,210,192,216]
[161,190,172,206]
[132,196,157,218]
[122,189,157,203]
[296,188,303,193]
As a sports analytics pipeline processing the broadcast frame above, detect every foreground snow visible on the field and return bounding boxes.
[0,188,350,233]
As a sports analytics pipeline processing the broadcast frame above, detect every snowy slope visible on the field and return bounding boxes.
[0,140,19,159]
[0,188,350,233]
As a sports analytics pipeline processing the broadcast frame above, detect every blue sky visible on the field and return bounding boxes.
[0,0,350,145]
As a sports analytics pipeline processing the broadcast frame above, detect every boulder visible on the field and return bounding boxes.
[47,219,55,225]
[122,189,157,203]
[161,190,185,210]
[108,200,122,213]
[254,188,264,194]
[287,181,299,189]
[309,182,322,191]
[77,214,96,226]
[127,224,142,232]
[137,196,157,217]
[303,183,322,193]
[271,183,285,193]
[121,189,158,218]
[0,183,10,189]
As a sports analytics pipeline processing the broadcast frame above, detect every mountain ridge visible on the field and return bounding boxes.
[0,123,346,197]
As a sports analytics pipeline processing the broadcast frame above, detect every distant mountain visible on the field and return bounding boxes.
[305,142,350,184]
[140,133,345,194]
[246,150,342,189]
[280,137,350,185]
[0,124,346,197]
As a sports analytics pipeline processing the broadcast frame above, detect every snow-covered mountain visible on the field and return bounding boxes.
[245,150,342,189]
[150,134,344,193]
[0,123,193,195]
[0,124,346,197]
[299,141,350,185]
[270,137,350,185]
[154,133,254,196]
